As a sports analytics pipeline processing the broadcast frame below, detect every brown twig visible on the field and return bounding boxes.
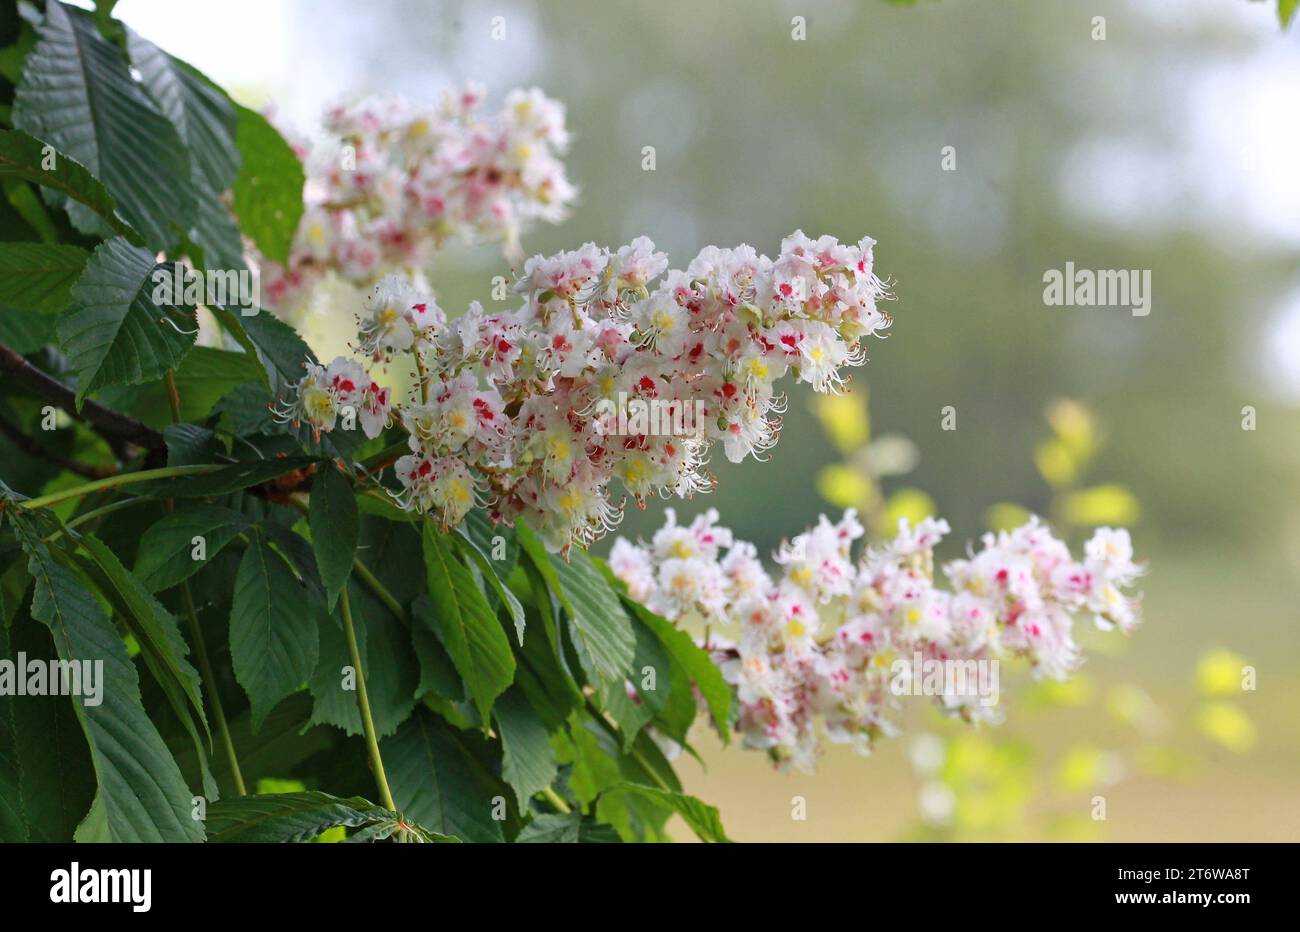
[0,415,117,479]
[0,339,165,457]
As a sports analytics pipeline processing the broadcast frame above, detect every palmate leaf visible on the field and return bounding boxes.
[622,596,734,742]
[124,29,238,197]
[515,522,635,688]
[0,129,142,244]
[133,505,251,592]
[125,29,245,273]
[381,706,508,842]
[58,237,194,405]
[493,687,558,810]
[453,529,525,644]
[16,525,204,841]
[309,463,358,611]
[12,1,193,252]
[229,529,319,732]
[421,523,514,723]
[0,242,86,314]
[75,534,207,737]
[205,791,456,843]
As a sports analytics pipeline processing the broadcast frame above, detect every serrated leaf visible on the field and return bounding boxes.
[623,596,733,742]
[0,129,141,243]
[515,812,622,843]
[453,529,525,645]
[381,706,507,842]
[420,523,514,723]
[18,527,204,841]
[12,1,193,251]
[602,783,731,843]
[309,464,357,611]
[232,104,304,265]
[75,534,206,737]
[494,687,557,809]
[515,523,634,687]
[0,242,86,314]
[125,29,238,196]
[133,505,250,592]
[601,610,670,750]
[58,237,194,405]
[163,423,222,468]
[229,529,319,731]
[205,791,388,843]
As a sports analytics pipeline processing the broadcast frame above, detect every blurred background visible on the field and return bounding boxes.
[107,0,1299,840]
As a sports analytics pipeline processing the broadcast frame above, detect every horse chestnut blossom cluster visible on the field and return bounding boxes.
[609,509,1144,772]
[261,84,576,310]
[273,231,893,551]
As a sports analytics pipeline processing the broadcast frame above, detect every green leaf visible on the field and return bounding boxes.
[163,423,222,467]
[309,464,358,611]
[229,529,319,731]
[601,783,731,843]
[494,687,557,809]
[516,812,622,843]
[12,1,193,251]
[600,610,670,751]
[624,597,733,742]
[411,608,464,701]
[553,712,622,808]
[73,533,215,799]
[58,237,194,405]
[75,534,207,738]
[124,30,238,196]
[420,522,514,723]
[166,346,266,422]
[232,104,304,265]
[311,582,417,737]
[18,527,204,841]
[0,129,142,244]
[0,242,86,314]
[133,505,251,592]
[1281,0,1298,27]
[453,529,525,644]
[516,523,634,687]
[205,791,389,843]
[381,706,508,842]
[0,605,96,842]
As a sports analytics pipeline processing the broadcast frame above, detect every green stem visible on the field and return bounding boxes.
[350,556,408,624]
[16,464,222,511]
[340,585,397,811]
[541,785,572,814]
[180,582,247,796]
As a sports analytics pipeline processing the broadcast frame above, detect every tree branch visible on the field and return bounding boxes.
[0,415,117,479]
[0,339,165,456]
